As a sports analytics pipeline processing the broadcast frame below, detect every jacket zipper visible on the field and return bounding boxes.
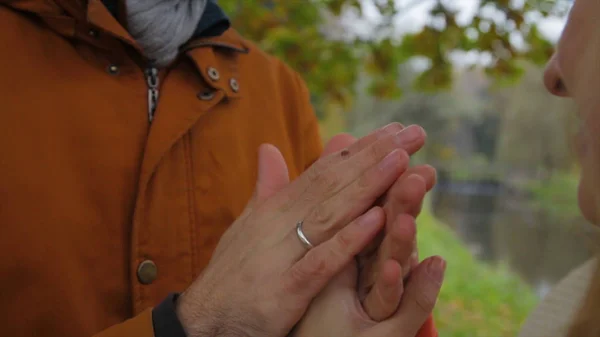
[145,67,159,123]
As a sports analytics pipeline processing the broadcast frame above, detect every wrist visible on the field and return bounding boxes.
[175,291,254,337]
[175,291,207,337]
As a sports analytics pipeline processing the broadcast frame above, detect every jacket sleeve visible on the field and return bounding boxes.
[92,294,187,337]
[417,315,438,337]
[92,309,155,337]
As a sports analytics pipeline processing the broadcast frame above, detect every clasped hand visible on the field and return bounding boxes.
[175,123,445,337]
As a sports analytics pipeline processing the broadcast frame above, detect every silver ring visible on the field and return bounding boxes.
[296,221,314,250]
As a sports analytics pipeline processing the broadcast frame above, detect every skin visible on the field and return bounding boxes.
[543,0,600,225]
[321,127,436,321]
[175,125,428,337]
[288,128,442,337]
[294,1,600,333]
[292,222,445,337]
[290,1,600,334]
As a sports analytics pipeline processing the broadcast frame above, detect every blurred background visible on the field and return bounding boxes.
[220,1,597,336]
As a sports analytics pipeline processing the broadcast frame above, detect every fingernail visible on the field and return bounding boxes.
[411,251,419,262]
[383,123,402,133]
[378,150,402,172]
[427,256,446,283]
[395,125,423,145]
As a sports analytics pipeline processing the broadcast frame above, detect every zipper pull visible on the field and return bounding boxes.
[145,67,159,123]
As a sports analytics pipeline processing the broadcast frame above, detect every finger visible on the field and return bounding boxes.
[321,133,357,158]
[381,172,431,276]
[379,214,417,276]
[316,125,425,198]
[361,166,432,254]
[301,149,409,247]
[357,173,425,259]
[379,256,446,336]
[403,165,437,192]
[281,207,386,308]
[383,173,428,220]
[319,123,404,162]
[359,214,416,299]
[321,123,406,159]
[250,144,290,205]
[272,126,422,258]
[300,126,424,242]
[363,259,404,321]
[377,166,436,212]
[259,124,411,214]
[218,144,290,256]
[276,125,424,216]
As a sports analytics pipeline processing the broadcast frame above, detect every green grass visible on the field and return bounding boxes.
[417,206,539,337]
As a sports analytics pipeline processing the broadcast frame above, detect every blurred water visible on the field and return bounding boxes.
[431,177,598,298]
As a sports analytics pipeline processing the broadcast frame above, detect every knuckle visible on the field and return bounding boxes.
[367,142,382,161]
[322,172,340,195]
[357,168,373,189]
[293,250,329,281]
[376,291,396,314]
[333,230,355,256]
[311,203,334,226]
[388,122,404,132]
[306,164,323,183]
[306,168,339,197]
[398,150,410,166]
[412,288,437,314]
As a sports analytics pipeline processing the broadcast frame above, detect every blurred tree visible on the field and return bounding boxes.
[219,0,568,111]
[346,64,487,166]
[346,61,579,179]
[494,63,578,179]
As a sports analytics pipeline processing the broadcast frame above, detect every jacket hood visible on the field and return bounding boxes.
[1,0,135,46]
[2,0,87,22]
[0,0,245,54]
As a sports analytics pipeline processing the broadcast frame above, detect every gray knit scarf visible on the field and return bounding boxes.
[126,0,208,67]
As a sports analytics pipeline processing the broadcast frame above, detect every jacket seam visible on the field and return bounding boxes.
[184,132,198,279]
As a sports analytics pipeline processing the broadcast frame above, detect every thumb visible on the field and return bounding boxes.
[373,256,445,337]
[212,144,288,257]
[253,143,290,203]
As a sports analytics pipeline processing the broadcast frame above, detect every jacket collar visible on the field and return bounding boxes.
[1,0,248,53]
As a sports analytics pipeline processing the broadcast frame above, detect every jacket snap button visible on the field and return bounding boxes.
[229,78,239,93]
[207,67,220,81]
[137,260,158,285]
[197,91,215,101]
[88,28,99,38]
[107,64,120,75]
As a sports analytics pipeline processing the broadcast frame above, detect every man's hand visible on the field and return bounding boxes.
[320,125,436,321]
[176,124,426,337]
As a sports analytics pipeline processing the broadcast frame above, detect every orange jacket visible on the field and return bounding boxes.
[0,1,436,336]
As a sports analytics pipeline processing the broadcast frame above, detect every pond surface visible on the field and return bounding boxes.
[431,179,599,298]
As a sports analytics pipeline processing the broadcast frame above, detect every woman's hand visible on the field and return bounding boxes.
[175,124,427,337]
[292,215,446,337]
[321,127,436,321]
